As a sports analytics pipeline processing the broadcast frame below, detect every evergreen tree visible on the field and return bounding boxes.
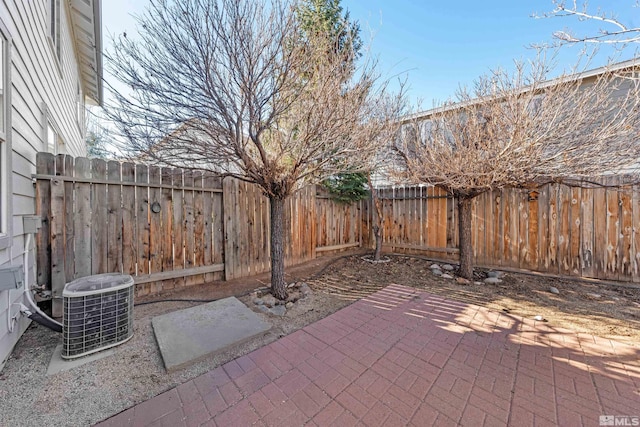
[297,0,368,204]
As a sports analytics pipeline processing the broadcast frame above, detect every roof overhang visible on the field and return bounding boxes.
[70,0,103,106]
[402,57,640,124]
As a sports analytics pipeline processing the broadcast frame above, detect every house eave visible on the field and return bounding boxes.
[70,0,103,106]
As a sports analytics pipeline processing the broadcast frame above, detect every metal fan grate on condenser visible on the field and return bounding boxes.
[62,273,135,359]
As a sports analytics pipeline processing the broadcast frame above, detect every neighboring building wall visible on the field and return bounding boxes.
[0,0,88,371]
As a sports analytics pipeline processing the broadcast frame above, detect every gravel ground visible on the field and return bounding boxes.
[0,255,354,427]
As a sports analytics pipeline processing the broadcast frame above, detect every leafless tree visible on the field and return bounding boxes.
[540,1,640,45]
[364,95,408,261]
[395,58,640,279]
[105,0,403,300]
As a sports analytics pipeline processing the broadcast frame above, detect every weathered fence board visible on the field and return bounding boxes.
[620,187,633,278]
[183,170,196,282]
[161,168,175,289]
[121,162,137,276]
[63,156,75,285]
[605,178,620,280]
[50,155,66,317]
[136,164,150,276]
[538,186,549,271]
[633,184,640,281]
[581,185,594,277]
[148,166,162,276]
[74,157,92,278]
[192,172,205,285]
[172,169,185,288]
[558,184,571,275]
[107,161,123,275]
[36,154,53,293]
[92,159,108,276]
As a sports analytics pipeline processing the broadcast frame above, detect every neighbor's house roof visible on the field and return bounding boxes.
[370,57,640,188]
[401,57,640,124]
[70,0,103,105]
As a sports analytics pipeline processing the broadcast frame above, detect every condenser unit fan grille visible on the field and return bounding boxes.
[62,273,134,359]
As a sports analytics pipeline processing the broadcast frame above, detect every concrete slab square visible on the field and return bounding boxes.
[152,297,271,372]
[47,344,116,375]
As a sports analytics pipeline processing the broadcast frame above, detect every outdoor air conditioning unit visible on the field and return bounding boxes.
[62,273,135,359]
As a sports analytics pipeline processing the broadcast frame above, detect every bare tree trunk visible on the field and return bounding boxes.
[373,226,383,261]
[368,173,384,261]
[457,195,474,280]
[270,196,288,300]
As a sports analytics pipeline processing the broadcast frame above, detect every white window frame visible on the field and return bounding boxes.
[48,0,62,69]
[42,104,65,156]
[46,121,65,155]
[0,21,12,250]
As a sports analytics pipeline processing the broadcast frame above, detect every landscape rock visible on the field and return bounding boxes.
[441,274,453,279]
[431,268,443,276]
[586,293,602,299]
[474,281,483,285]
[534,315,546,321]
[430,264,441,269]
[253,298,264,306]
[549,286,560,295]
[286,291,301,303]
[262,295,277,308]
[442,264,454,271]
[299,283,312,296]
[285,302,294,309]
[487,271,503,278]
[270,305,286,316]
[484,277,502,284]
[456,277,471,285]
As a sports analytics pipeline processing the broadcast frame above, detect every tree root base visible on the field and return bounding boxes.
[361,255,391,263]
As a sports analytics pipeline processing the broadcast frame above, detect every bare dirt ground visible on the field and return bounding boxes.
[1,251,638,426]
[306,254,640,346]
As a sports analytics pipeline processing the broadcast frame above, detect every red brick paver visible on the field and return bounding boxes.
[97,285,640,426]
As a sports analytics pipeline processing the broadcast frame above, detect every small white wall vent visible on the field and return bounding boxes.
[62,273,134,359]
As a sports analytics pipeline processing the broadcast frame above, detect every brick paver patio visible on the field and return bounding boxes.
[97,284,640,426]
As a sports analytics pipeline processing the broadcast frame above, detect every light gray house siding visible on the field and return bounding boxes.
[0,0,101,371]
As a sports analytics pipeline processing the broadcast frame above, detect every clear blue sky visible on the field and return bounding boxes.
[102,0,639,106]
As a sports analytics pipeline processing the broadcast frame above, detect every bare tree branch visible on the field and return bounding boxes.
[536,1,640,45]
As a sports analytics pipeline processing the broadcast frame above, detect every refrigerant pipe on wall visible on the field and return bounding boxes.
[14,232,62,333]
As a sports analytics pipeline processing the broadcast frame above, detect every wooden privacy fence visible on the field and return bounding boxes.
[35,154,363,316]
[376,177,640,283]
[37,154,640,317]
